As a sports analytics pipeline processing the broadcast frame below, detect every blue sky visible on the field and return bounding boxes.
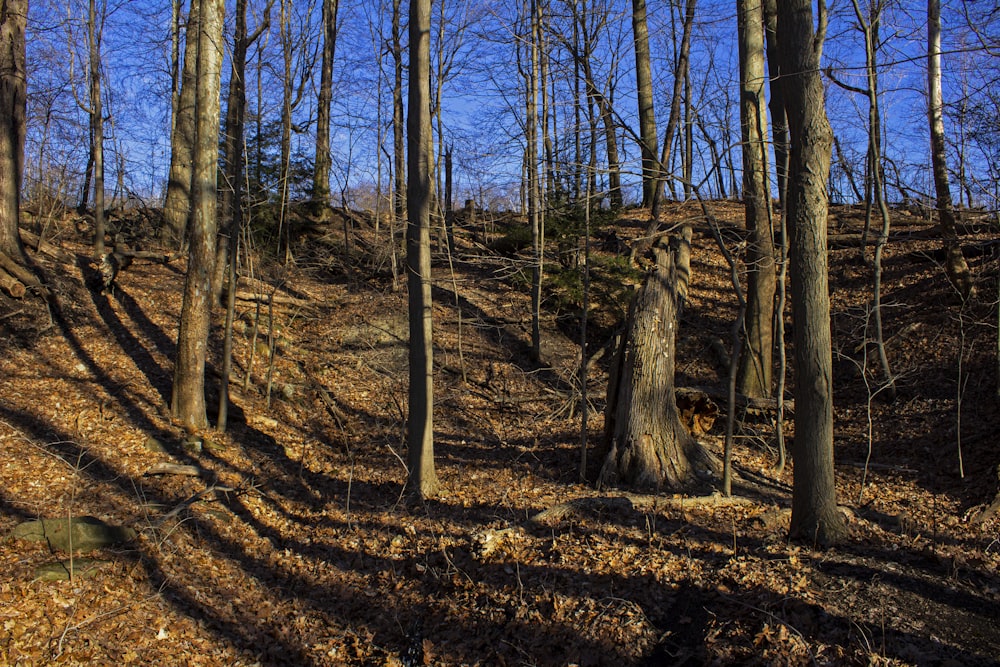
[22,0,1000,212]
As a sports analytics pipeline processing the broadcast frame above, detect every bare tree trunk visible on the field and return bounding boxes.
[0,0,26,263]
[762,0,788,210]
[528,0,543,362]
[172,0,224,432]
[392,0,406,252]
[213,0,268,306]
[162,2,200,247]
[217,0,269,429]
[406,0,440,499]
[851,0,895,400]
[632,0,658,208]
[313,0,339,205]
[649,0,696,225]
[736,0,775,400]
[778,0,846,545]
[601,226,713,489]
[87,0,105,257]
[927,0,974,301]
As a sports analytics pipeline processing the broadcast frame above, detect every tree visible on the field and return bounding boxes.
[762,0,788,209]
[631,0,657,208]
[217,0,270,429]
[406,0,440,499]
[0,0,26,263]
[313,0,339,204]
[600,225,715,489]
[736,0,775,400]
[162,1,200,247]
[80,0,106,257]
[172,0,224,431]
[927,0,973,301]
[649,0,696,225]
[777,0,846,545]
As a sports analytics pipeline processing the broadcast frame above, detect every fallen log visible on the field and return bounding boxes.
[0,265,25,298]
[144,462,203,477]
[18,230,75,263]
[0,251,50,299]
[235,291,312,308]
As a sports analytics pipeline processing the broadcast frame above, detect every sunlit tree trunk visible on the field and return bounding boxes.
[313,0,339,205]
[86,0,106,257]
[172,0,224,431]
[632,0,658,208]
[0,0,26,262]
[406,0,440,499]
[650,0,696,224]
[736,0,775,400]
[600,226,713,489]
[162,2,199,246]
[762,0,788,209]
[777,0,846,545]
[927,0,973,301]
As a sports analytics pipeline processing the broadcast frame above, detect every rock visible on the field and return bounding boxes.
[13,516,137,554]
[34,558,108,581]
[144,436,169,453]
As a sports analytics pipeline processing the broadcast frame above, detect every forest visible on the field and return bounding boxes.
[0,0,999,665]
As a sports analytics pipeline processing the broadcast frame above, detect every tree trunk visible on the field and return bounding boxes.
[88,0,106,258]
[736,0,775,400]
[313,0,339,204]
[927,0,973,301]
[0,0,26,263]
[762,0,788,209]
[392,0,405,226]
[406,0,440,499]
[162,2,200,247]
[172,0,224,432]
[600,226,713,489]
[528,0,543,362]
[649,0,696,225]
[777,0,846,545]
[632,0,658,208]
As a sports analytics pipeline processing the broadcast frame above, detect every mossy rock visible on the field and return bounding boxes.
[34,558,108,581]
[13,516,136,554]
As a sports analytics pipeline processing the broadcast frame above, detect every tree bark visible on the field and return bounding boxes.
[0,0,26,263]
[86,0,106,258]
[649,0,696,226]
[777,0,846,545]
[172,0,224,432]
[632,0,658,208]
[313,0,339,204]
[762,0,788,210]
[927,0,974,301]
[406,0,440,499]
[600,226,713,490]
[162,2,200,247]
[736,0,775,400]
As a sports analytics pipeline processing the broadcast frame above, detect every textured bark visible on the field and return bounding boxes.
[762,0,788,209]
[162,2,200,246]
[528,0,542,362]
[777,0,846,545]
[927,0,973,301]
[392,0,405,226]
[737,0,775,400]
[87,0,106,257]
[649,0,696,225]
[406,0,440,499]
[632,0,657,207]
[172,0,224,432]
[601,226,712,490]
[313,0,339,203]
[0,0,26,262]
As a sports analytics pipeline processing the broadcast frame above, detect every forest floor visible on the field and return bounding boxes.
[1,200,999,666]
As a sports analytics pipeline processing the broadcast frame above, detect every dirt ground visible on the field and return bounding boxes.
[1,201,998,666]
